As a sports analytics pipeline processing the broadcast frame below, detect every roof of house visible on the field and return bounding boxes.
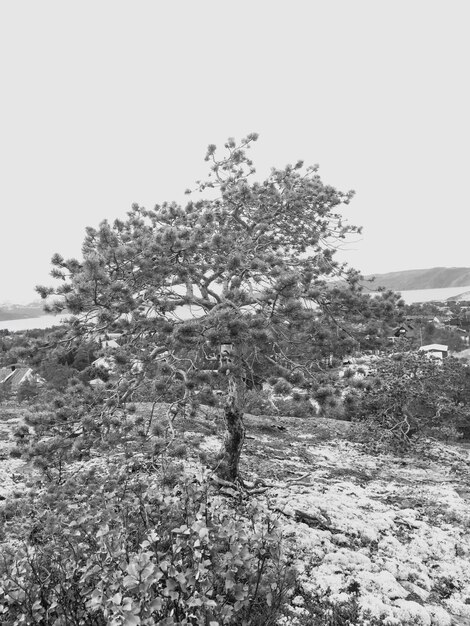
[101,339,120,349]
[92,356,115,371]
[9,368,33,387]
[89,378,106,387]
[392,323,416,337]
[419,344,448,352]
[0,367,15,384]
[0,366,34,387]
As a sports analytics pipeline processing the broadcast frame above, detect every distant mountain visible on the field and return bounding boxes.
[0,302,45,322]
[364,267,470,291]
[447,290,470,302]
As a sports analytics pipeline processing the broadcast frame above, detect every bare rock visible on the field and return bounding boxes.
[400,580,430,602]
[393,599,431,625]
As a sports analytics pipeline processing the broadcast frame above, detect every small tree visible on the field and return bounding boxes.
[38,135,401,482]
[16,378,40,403]
[348,351,470,449]
[0,383,12,403]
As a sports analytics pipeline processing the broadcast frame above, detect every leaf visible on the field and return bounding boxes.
[123,613,141,626]
[140,563,155,581]
[123,575,138,589]
[96,524,109,537]
[234,587,247,601]
[126,562,139,577]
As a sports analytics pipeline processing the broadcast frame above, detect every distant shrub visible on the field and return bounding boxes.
[314,385,336,403]
[272,379,293,396]
[16,379,40,403]
[324,404,347,421]
[245,390,278,415]
[274,398,317,418]
[244,390,317,418]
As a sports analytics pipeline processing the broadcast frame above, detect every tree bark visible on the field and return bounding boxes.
[219,363,246,482]
[221,397,245,482]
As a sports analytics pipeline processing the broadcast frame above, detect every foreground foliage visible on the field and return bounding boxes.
[0,467,292,625]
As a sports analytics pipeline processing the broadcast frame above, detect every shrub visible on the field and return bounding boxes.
[274,398,317,418]
[347,352,470,451]
[16,379,40,403]
[314,385,336,403]
[0,473,293,625]
[244,390,317,418]
[244,390,278,415]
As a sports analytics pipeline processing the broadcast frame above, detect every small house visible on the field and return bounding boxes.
[419,344,448,360]
[0,364,41,392]
[389,322,416,342]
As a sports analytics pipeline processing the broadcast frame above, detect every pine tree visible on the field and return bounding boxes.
[38,135,401,482]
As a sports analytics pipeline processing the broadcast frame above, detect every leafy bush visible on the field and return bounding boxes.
[0,471,293,625]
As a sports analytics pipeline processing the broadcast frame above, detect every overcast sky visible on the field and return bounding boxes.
[1,1,469,303]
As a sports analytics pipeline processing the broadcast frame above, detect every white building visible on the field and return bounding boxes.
[419,344,448,360]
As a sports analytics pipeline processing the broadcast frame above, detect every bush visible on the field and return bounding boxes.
[274,398,317,418]
[16,379,40,403]
[346,352,470,452]
[244,390,278,415]
[0,472,293,625]
[314,385,336,403]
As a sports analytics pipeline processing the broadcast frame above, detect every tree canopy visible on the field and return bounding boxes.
[38,134,402,481]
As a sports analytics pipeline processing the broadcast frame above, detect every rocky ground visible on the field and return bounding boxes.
[0,405,27,501]
[2,403,470,625]
[183,409,470,625]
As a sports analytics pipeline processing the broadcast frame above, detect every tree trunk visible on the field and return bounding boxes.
[221,398,245,482]
[219,367,246,483]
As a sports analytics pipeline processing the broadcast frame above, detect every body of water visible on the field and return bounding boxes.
[0,314,71,332]
[1,285,470,332]
[392,285,470,305]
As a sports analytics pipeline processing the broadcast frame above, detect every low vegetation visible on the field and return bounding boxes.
[1,136,470,625]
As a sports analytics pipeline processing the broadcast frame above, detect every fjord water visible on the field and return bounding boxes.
[1,286,470,332]
[0,314,70,332]
[392,285,470,305]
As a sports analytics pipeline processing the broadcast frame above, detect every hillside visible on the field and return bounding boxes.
[447,291,470,302]
[0,302,45,322]
[2,403,470,625]
[364,267,470,291]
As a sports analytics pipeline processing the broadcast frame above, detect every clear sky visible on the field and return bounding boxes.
[1,1,469,303]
